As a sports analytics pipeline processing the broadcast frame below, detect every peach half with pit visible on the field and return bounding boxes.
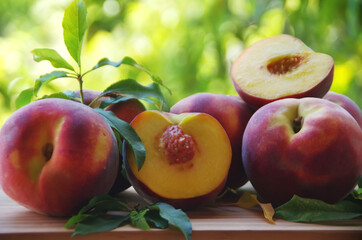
[170,93,254,189]
[230,34,334,110]
[123,110,232,209]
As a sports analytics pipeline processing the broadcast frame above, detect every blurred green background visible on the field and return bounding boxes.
[0,0,361,126]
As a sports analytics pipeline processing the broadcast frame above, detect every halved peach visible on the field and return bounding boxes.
[230,34,334,110]
[124,110,232,209]
[170,93,254,189]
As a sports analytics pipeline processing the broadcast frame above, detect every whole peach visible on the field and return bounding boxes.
[242,98,362,206]
[0,98,119,216]
[324,91,362,128]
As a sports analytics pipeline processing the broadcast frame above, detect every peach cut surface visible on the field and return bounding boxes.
[126,111,231,199]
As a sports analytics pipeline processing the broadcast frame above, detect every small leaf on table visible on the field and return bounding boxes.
[236,191,275,224]
[353,176,362,200]
[130,210,151,230]
[274,195,362,223]
[77,194,130,215]
[71,215,129,237]
[144,207,169,229]
[65,214,93,229]
[65,194,130,229]
[156,203,192,240]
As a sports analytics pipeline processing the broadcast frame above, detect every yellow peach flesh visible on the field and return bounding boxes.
[231,34,334,99]
[127,111,231,199]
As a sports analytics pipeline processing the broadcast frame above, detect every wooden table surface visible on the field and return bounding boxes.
[1,185,361,240]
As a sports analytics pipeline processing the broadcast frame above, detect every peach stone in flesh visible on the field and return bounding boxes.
[160,125,195,165]
[231,34,334,109]
[124,111,232,208]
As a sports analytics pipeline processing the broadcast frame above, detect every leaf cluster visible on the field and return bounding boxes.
[17,0,171,171]
[18,0,170,109]
[65,194,192,240]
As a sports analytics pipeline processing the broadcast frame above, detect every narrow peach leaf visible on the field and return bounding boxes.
[236,191,259,209]
[259,202,275,224]
[236,192,275,224]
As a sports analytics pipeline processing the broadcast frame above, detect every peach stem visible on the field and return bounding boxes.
[293,116,303,133]
[42,143,54,161]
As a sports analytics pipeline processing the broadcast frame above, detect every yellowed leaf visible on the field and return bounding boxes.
[259,202,275,224]
[236,191,259,208]
[236,191,275,224]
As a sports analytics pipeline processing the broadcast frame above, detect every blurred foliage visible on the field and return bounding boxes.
[0,0,361,126]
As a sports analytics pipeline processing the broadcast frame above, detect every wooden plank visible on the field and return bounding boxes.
[0,187,361,240]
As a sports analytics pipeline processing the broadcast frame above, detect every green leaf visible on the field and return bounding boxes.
[130,210,151,230]
[99,95,136,109]
[65,195,193,238]
[65,214,93,229]
[101,79,168,111]
[71,215,129,237]
[62,0,87,66]
[145,206,169,229]
[15,88,34,109]
[65,194,130,230]
[357,176,362,188]
[40,92,74,101]
[157,203,192,240]
[65,194,130,229]
[94,108,146,170]
[274,195,362,223]
[62,90,77,99]
[34,71,69,96]
[78,194,130,215]
[352,176,362,200]
[31,48,74,71]
[89,56,172,95]
[90,57,123,70]
[122,57,171,94]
